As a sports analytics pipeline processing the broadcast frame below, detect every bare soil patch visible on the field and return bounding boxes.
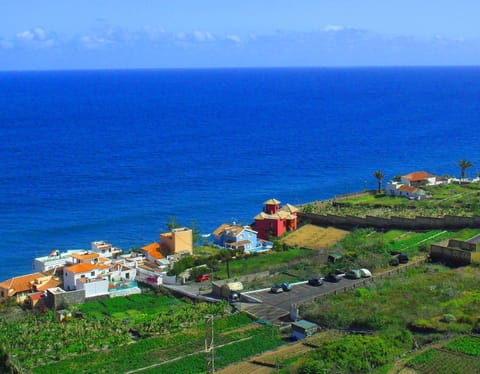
[281,224,348,249]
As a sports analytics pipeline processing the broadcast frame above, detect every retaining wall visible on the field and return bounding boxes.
[299,212,480,231]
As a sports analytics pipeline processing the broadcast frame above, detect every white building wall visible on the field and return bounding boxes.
[78,279,109,298]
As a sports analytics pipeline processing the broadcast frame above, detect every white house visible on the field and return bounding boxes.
[63,262,109,292]
[33,249,86,273]
[90,241,122,258]
[386,181,427,200]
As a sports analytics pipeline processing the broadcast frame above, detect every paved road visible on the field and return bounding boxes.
[247,277,362,311]
[240,276,369,322]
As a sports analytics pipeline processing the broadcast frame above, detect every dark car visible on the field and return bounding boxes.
[398,253,409,264]
[270,284,283,293]
[345,269,362,279]
[389,257,400,266]
[308,278,324,286]
[228,291,240,302]
[324,273,341,282]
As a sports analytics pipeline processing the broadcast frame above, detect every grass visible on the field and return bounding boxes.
[281,264,480,373]
[214,248,315,279]
[301,264,480,333]
[311,182,480,218]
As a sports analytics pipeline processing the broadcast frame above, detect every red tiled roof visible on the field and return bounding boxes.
[398,185,420,193]
[402,171,434,182]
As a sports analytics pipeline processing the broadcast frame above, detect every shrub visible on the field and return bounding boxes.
[441,314,457,323]
[298,358,329,374]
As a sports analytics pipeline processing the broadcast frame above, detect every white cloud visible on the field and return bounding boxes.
[226,34,242,43]
[323,25,348,32]
[14,27,58,48]
[192,31,214,42]
[78,35,115,50]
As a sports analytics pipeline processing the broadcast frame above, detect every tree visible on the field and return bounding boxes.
[166,216,181,231]
[189,219,201,246]
[218,249,232,279]
[373,170,384,194]
[457,159,473,180]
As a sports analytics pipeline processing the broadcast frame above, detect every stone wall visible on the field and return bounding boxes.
[299,212,480,231]
[430,244,472,265]
[48,289,85,310]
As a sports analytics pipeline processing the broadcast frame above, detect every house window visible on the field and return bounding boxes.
[91,271,95,276]
[126,273,130,279]
[81,275,85,278]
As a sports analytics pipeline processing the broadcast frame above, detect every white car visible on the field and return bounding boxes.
[359,268,372,278]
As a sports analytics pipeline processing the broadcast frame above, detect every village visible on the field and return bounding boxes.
[2,167,479,312]
[2,167,480,373]
[0,198,300,310]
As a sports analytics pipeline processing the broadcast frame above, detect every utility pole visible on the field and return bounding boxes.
[205,314,215,374]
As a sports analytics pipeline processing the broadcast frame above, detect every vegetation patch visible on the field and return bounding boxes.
[445,336,480,356]
[407,348,480,373]
[301,264,480,334]
[307,182,480,218]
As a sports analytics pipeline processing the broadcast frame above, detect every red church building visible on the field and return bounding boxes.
[253,198,298,240]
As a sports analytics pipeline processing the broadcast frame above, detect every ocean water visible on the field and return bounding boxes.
[1,67,480,279]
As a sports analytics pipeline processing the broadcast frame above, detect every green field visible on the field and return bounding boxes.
[214,247,316,279]
[407,337,480,373]
[308,182,480,218]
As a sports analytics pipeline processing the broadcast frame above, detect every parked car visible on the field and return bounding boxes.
[228,291,240,302]
[345,269,361,279]
[195,274,210,282]
[359,268,372,278]
[324,273,341,282]
[308,278,324,286]
[270,284,284,293]
[389,257,400,266]
[398,253,409,264]
[281,281,292,291]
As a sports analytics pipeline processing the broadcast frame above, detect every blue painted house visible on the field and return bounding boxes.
[213,223,259,252]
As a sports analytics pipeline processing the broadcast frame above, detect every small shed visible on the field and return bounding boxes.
[291,319,318,340]
[328,253,342,264]
[212,280,243,298]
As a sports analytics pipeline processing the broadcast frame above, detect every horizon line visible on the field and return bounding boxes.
[1,64,480,74]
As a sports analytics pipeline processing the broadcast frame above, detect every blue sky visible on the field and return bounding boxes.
[1,1,480,70]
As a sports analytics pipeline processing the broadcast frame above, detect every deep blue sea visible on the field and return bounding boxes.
[1,67,480,279]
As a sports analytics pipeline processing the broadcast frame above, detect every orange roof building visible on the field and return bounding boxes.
[141,242,164,261]
[401,171,436,186]
[0,272,61,300]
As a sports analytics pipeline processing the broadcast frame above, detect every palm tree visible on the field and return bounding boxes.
[373,170,384,194]
[457,159,473,180]
[218,249,232,279]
